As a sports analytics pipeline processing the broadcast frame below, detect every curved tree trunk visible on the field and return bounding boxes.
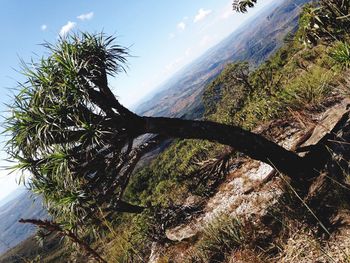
[116,200,146,213]
[142,116,313,180]
[101,82,311,179]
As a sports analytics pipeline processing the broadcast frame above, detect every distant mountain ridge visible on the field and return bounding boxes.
[135,0,311,119]
[0,190,46,255]
[0,188,25,208]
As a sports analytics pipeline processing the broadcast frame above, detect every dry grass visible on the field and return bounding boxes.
[270,226,350,263]
[227,249,266,263]
[183,214,247,263]
[272,229,326,263]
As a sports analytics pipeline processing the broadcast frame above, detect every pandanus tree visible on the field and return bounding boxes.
[6,33,315,227]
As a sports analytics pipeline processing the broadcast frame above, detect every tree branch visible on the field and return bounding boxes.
[19,219,107,263]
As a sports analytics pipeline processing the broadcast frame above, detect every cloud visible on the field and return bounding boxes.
[194,8,212,23]
[59,21,76,37]
[77,12,94,21]
[41,24,47,31]
[177,21,186,31]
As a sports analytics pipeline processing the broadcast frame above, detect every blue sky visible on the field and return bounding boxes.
[0,0,275,202]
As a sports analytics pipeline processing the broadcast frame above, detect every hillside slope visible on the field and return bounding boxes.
[0,190,46,255]
[135,0,310,119]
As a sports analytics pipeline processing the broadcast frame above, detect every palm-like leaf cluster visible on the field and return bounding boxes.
[5,33,149,228]
[232,0,257,13]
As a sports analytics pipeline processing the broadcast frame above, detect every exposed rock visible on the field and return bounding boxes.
[165,122,307,242]
[148,242,163,263]
[297,98,350,156]
[159,99,350,262]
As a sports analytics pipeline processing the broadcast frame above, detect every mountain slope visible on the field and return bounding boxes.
[0,188,25,208]
[0,190,46,255]
[135,0,310,119]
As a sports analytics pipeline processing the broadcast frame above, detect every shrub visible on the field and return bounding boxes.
[188,214,246,262]
[330,41,350,69]
[281,66,333,110]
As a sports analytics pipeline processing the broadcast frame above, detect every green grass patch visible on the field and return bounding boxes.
[186,214,247,263]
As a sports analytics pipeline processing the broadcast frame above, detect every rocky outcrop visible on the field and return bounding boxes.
[148,98,350,262]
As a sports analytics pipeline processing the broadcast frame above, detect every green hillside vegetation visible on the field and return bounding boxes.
[135,0,307,119]
[3,1,350,262]
[0,235,70,263]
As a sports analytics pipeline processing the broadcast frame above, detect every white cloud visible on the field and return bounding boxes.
[194,8,212,23]
[77,12,94,21]
[177,21,186,31]
[59,21,76,37]
[41,24,47,31]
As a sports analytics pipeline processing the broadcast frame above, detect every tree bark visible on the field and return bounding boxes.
[116,200,146,213]
[143,116,313,179]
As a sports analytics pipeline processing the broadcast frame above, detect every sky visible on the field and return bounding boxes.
[0,0,275,203]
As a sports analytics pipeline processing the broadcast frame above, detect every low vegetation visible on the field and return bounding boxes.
[330,41,350,69]
[186,215,247,262]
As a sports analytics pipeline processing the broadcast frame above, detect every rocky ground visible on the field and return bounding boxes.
[149,97,350,263]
